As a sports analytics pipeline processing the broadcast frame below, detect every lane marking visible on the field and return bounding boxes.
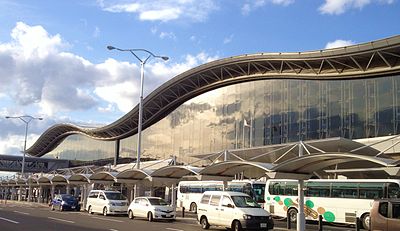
[13,211,30,215]
[110,229,119,231]
[48,217,75,224]
[166,228,184,231]
[0,216,19,224]
[91,216,124,223]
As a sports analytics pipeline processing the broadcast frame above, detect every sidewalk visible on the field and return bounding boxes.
[0,199,49,208]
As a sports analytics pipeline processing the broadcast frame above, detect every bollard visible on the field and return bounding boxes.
[355,217,361,231]
[182,207,185,218]
[318,215,323,231]
[287,213,291,229]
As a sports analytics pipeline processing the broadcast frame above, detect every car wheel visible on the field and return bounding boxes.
[88,206,93,214]
[362,213,370,230]
[200,216,210,229]
[103,207,108,216]
[232,220,242,231]
[288,208,298,223]
[190,202,197,214]
[128,210,134,219]
[148,212,153,222]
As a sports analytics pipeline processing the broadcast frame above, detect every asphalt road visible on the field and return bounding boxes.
[0,201,363,231]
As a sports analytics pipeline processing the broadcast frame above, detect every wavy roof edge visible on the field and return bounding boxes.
[27,35,400,156]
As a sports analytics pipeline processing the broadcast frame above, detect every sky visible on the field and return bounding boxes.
[0,0,399,165]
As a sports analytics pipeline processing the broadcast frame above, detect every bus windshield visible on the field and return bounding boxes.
[231,195,261,208]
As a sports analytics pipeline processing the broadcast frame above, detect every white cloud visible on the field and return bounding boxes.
[241,0,294,15]
[159,31,176,40]
[223,34,234,44]
[94,52,219,113]
[99,0,218,22]
[325,39,355,49]
[319,0,394,15]
[93,26,100,38]
[0,21,219,155]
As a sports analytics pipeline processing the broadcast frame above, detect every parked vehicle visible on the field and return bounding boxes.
[127,197,175,222]
[197,191,273,231]
[51,194,80,211]
[85,190,129,216]
[177,180,266,213]
[265,179,400,230]
[370,199,400,231]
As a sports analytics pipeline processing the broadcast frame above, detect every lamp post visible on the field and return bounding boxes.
[5,115,43,176]
[107,46,168,169]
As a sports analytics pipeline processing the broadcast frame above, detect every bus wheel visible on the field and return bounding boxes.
[361,213,370,230]
[190,202,197,213]
[287,208,298,223]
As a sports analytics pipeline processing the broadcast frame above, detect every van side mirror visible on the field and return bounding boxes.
[227,204,234,208]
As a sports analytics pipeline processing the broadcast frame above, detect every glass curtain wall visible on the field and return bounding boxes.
[45,75,400,164]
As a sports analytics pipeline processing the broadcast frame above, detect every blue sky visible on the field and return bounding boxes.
[0,0,399,158]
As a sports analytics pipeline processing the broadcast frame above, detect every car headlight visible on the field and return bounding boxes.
[110,203,116,206]
[155,208,162,212]
[243,214,252,220]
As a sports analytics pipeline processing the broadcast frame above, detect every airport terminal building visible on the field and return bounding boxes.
[23,35,400,172]
[2,36,400,231]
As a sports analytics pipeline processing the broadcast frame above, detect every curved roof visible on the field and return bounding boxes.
[89,171,118,184]
[200,161,275,179]
[26,35,400,156]
[115,169,153,184]
[273,152,398,174]
[50,174,69,185]
[151,165,202,178]
[68,174,91,184]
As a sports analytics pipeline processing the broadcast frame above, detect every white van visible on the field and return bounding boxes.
[197,191,273,231]
[86,190,129,216]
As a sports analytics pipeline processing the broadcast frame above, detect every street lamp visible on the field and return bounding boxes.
[107,46,168,169]
[5,115,43,176]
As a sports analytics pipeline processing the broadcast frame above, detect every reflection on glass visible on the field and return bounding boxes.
[45,75,400,164]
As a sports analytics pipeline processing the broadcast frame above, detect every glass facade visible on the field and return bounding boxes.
[44,74,400,164]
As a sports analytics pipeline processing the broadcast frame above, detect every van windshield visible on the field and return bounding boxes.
[231,196,260,208]
[105,192,126,200]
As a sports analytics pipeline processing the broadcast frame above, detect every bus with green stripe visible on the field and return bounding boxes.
[265,179,400,230]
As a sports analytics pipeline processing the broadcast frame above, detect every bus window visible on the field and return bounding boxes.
[269,181,285,195]
[203,184,223,192]
[285,181,298,196]
[179,185,188,193]
[189,185,202,193]
[331,182,357,198]
[358,182,384,199]
[305,182,330,197]
[388,183,400,198]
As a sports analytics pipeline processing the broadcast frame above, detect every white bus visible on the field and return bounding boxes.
[265,179,400,230]
[177,180,266,213]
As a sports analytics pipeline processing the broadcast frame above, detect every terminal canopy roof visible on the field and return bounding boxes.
[89,171,118,184]
[116,169,153,184]
[68,174,91,185]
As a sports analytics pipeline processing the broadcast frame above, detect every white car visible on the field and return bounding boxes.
[86,190,129,216]
[127,197,176,222]
[197,191,274,231]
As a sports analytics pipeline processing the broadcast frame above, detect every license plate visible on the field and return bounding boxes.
[260,223,267,228]
[71,206,75,209]
[166,215,172,218]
